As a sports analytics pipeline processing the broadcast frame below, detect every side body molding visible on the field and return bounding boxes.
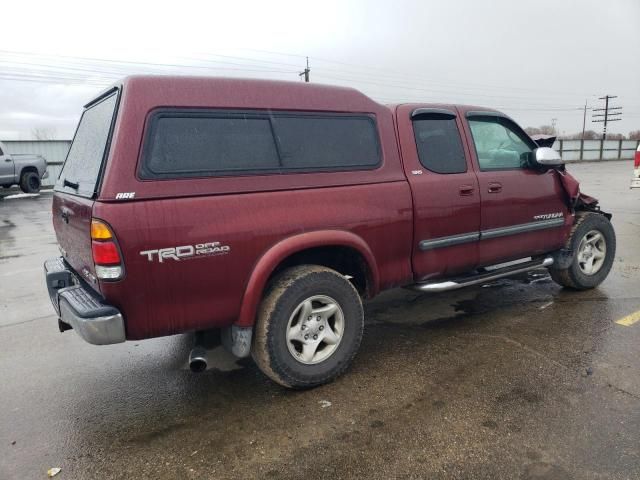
[234,230,380,328]
[418,217,566,251]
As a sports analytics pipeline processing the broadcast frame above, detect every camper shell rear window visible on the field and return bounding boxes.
[55,90,119,197]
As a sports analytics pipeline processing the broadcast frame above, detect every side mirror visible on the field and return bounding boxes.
[533,147,563,167]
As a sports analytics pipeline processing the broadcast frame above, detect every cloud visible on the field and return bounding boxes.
[0,80,99,139]
[0,0,638,139]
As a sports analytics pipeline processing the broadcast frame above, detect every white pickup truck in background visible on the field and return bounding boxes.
[0,140,48,193]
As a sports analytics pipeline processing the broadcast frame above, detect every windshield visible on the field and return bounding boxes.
[56,91,118,197]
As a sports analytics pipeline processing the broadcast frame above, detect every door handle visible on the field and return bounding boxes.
[459,185,474,196]
[4,158,11,162]
[488,182,502,193]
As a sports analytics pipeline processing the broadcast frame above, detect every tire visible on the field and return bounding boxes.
[550,212,616,290]
[252,265,364,389]
[19,171,41,193]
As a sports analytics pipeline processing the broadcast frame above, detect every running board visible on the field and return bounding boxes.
[410,257,554,293]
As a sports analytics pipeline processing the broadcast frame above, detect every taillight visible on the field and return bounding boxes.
[91,219,123,280]
[635,146,640,169]
[92,242,121,264]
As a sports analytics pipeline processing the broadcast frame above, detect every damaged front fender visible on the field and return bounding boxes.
[557,168,612,219]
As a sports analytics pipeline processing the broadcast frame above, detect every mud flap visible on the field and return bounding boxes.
[222,325,253,358]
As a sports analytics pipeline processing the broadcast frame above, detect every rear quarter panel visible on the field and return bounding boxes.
[96,183,413,339]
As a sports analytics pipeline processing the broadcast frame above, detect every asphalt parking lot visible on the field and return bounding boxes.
[1,160,639,480]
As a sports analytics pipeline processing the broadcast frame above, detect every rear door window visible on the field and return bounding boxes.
[56,92,118,197]
[412,113,467,174]
[140,111,380,179]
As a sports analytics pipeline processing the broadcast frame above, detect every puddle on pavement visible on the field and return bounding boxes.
[366,270,560,328]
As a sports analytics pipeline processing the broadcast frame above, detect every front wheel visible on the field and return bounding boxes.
[252,265,364,389]
[550,212,616,290]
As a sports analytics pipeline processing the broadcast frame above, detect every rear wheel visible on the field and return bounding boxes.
[19,171,40,193]
[252,265,364,389]
[550,212,616,290]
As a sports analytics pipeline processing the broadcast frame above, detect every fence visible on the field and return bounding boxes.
[2,138,639,187]
[553,139,640,162]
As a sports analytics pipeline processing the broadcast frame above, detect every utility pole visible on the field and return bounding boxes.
[581,100,588,139]
[299,57,310,83]
[551,118,558,135]
[592,95,622,140]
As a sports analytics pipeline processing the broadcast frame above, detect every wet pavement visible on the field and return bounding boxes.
[1,161,639,479]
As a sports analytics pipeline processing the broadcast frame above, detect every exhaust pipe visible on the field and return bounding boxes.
[189,331,208,372]
[189,345,208,373]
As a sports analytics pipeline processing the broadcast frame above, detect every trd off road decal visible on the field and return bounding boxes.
[140,242,231,263]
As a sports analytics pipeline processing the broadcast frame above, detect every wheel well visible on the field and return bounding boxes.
[270,246,373,297]
[20,166,38,179]
[575,205,612,221]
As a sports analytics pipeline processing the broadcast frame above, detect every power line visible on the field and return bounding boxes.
[0,48,607,108]
[312,72,588,107]
[0,49,637,124]
[238,48,599,98]
[0,49,300,74]
[0,59,581,107]
[0,50,301,89]
[0,48,600,102]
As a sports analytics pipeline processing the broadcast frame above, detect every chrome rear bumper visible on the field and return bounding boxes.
[44,257,126,345]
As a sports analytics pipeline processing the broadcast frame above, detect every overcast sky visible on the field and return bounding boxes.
[2,0,638,140]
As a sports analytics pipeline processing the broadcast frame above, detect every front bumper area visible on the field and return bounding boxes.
[44,257,126,345]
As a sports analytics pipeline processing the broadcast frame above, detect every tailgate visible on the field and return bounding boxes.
[52,193,98,292]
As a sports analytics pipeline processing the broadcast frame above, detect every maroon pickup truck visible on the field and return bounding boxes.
[44,76,615,388]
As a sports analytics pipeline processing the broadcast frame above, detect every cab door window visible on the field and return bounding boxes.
[412,113,467,174]
[468,116,535,170]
